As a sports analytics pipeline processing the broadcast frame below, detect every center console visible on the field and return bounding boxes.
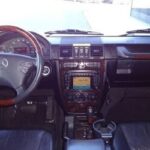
[65,118,116,150]
[57,44,107,142]
[55,43,114,150]
[56,43,105,114]
[57,59,105,114]
[57,43,105,114]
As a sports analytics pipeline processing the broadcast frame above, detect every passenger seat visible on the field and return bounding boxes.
[113,122,150,150]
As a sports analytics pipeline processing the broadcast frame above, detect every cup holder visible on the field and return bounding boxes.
[93,119,116,139]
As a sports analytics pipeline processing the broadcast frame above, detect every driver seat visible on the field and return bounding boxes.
[0,130,52,150]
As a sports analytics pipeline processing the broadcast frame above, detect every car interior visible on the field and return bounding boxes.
[0,0,150,150]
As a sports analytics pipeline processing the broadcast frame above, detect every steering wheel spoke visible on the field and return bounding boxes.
[15,85,26,103]
[0,53,36,88]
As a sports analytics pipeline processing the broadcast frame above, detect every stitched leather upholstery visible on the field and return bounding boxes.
[113,123,150,150]
[0,130,52,150]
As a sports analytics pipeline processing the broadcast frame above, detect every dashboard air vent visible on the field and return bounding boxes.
[91,46,103,57]
[60,46,72,57]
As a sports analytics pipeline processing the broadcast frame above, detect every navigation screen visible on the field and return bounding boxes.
[73,77,91,90]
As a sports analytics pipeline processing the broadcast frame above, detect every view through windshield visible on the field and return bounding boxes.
[0,0,150,35]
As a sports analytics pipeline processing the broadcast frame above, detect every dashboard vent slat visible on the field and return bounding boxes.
[91,46,103,57]
[60,46,72,57]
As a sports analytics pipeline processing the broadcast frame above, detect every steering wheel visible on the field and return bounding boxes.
[0,25,43,106]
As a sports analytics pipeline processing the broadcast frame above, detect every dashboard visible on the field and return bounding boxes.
[1,31,150,114]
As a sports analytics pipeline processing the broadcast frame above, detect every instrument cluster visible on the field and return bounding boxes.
[0,37,36,57]
[0,32,50,58]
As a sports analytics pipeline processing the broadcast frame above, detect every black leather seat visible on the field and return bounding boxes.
[0,130,52,150]
[113,123,150,150]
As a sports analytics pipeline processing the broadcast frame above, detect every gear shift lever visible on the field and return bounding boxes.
[87,106,94,124]
[86,106,95,139]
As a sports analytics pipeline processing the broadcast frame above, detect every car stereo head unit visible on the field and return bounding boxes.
[64,70,100,91]
[73,76,91,90]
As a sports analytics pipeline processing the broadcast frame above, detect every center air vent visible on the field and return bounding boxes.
[60,46,72,57]
[91,46,103,57]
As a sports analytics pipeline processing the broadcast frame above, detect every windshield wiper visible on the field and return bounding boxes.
[45,29,103,35]
[125,28,150,35]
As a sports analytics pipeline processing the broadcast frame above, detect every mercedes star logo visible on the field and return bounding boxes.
[0,58,8,68]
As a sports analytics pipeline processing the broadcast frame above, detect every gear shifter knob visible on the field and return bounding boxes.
[87,106,93,115]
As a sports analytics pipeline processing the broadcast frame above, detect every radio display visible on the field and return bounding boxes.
[73,77,91,90]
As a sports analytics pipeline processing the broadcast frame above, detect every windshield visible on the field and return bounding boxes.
[0,0,150,36]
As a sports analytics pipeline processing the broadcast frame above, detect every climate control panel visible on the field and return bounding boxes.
[65,92,97,102]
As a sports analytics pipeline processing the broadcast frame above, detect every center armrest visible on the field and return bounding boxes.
[66,139,106,150]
